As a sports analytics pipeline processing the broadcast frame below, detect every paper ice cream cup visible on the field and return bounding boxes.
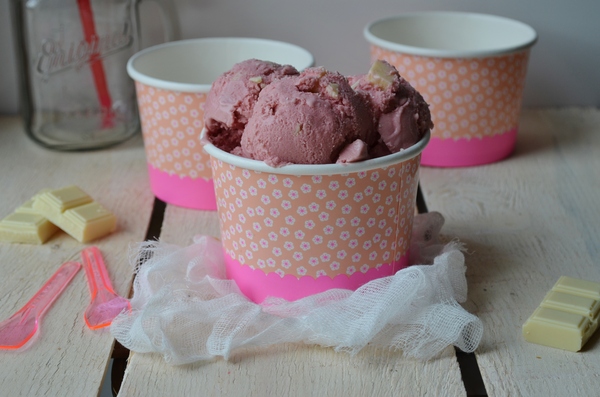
[365,12,537,167]
[127,38,314,209]
[202,129,430,303]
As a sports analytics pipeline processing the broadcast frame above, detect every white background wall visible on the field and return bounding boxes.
[1,0,599,115]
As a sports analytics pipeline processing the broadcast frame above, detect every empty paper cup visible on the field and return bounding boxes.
[365,12,537,167]
[202,129,430,303]
[127,37,314,209]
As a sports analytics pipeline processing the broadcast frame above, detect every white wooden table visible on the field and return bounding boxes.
[0,108,599,396]
[419,108,600,396]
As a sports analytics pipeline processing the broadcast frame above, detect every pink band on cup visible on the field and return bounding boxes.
[224,250,410,303]
[421,128,518,168]
[147,164,217,210]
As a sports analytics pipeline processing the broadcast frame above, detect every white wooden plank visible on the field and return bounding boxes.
[121,344,465,396]
[0,117,154,396]
[119,190,467,396]
[420,108,600,396]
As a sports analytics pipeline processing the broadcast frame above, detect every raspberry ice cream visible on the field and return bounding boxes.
[350,60,434,152]
[240,67,376,166]
[204,59,432,165]
[204,59,299,152]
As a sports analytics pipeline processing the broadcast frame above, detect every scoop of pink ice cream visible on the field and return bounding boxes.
[240,67,376,166]
[350,60,433,152]
[204,59,299,152]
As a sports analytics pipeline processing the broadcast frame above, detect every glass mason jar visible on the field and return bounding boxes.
[10,0,179,151]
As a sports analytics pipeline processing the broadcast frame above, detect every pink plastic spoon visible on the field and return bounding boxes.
[0,261,81,350]
[81,246,130,330]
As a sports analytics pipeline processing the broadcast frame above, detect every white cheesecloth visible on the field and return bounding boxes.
[111,212,483,365]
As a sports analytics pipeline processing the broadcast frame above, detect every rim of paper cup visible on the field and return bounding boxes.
[127,37,315,93]
[364,12,537,58]
[201,129,430,176]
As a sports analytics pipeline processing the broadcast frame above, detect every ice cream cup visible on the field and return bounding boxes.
[202,129,430,303]
[127,38,314,209]
[365,12,537,167]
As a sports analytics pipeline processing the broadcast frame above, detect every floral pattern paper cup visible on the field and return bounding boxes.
[365,12,537,167]
[202,129,430,303]
[127,38,314,209]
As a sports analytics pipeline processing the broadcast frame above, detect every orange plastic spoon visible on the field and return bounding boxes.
[81,247,130,330]
[0,261,81,349]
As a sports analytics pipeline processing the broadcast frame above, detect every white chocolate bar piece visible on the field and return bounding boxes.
[33,185,117,243]
[366,60,396,89]
[0,190,60,244]
[523,276,600,352]
[0,212,59,244]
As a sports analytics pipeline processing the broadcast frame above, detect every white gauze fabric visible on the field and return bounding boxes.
[111,212,483,365]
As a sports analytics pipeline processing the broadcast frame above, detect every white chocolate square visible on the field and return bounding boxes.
[33,186,117,243]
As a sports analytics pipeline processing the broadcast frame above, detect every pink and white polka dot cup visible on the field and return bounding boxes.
[202,129,430,303]
[127,38,314,209]
[365,12,537,167]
